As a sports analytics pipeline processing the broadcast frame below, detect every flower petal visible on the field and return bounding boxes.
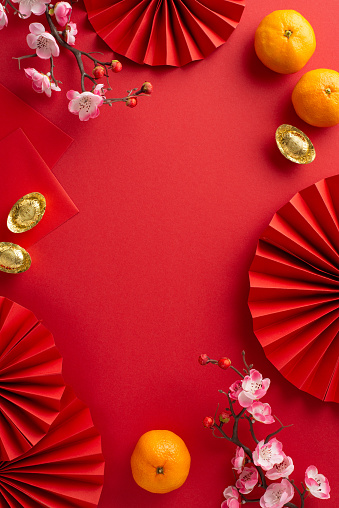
[66,90,79,100]
[30,2,46,15]
[29,22,45,34]
[26,33,38,49]
[36,46,52,59]
[24,67,36,78]
[19,2,32,16]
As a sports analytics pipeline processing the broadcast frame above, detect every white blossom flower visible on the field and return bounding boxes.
[66,90,104,121]
[27,23,60,59]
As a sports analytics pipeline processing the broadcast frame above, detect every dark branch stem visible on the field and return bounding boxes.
[242,350,252,374]
[264,415,293,444]
[245,415,259,444]
[5,0,26,17]
[13,54,37,70]
[49,55,61,86]
[230,365,245,379]
[226,392,237,419]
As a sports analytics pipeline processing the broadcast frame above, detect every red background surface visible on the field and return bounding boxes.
[0,0,338,507]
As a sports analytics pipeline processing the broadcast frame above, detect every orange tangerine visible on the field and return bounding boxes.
[292,69,339,127]
[255,10,316,74]
[131,430,191,493]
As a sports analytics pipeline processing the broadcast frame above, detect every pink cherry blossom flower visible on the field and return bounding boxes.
[266,454,294,480]
[238,369,270,408]
[253,438,284,471]
[0,4,8,29]
[247,401,275,424]
[93,83,106,98]
[24,68,61,97]
[305,465,330,499]
[229,380,242,400]
[235,466,258,494]
[260,478,294,508]
[67,90,104,121]
[12,0,46,17]
[231,446,245,473]
[63,21,77,45]
[221,486,240,508]
[27,23,60,59]
[54,1,72,27]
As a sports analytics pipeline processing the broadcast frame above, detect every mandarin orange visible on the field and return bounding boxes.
[131,430,191,493]
[292,69,339,127]
[255,10,316,74]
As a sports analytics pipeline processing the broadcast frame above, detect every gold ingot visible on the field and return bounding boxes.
[0,242,31,273]
[7,192,46,233]
[275,124,315,164]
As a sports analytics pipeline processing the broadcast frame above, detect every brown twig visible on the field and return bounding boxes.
[12,54,37,69]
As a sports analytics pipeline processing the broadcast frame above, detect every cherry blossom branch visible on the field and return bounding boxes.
[45,9,114,93]
[242,350,253,375]
[12,53,37,69]
[4,0,25,17]
[264,415,293,444]
[244,414,259,444]
[213,404,268,491]
[199,352,331,507]
[49,55,61,86]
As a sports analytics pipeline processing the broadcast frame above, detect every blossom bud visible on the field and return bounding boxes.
[219,410,232,423]
[203,416,214,428]
[111,60,122,73]
[198,354,209,365]
[141,81,153,94]
[218,357,231,369]
[92,66,106,79]
[126,97,137,108]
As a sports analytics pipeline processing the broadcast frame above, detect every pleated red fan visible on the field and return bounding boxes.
[0,297,65,461]
[0,385,105,507]
[83,0,246,66]
[249,175,339,403]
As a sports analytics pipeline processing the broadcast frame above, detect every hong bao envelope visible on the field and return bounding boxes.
[0,129,78,248]
[0,82,72,168]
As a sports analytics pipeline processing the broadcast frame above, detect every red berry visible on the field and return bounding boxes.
[203,416,214,428]
[141,81,153,94]
[218,357,231,369]
[126,97,137,108]
[111,60,122,73]
[198,354,209,365]
[92,65,105,79]
[219,411,232,423]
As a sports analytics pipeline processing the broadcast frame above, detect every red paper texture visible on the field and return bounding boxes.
[0,82,72,169]
[249,175,339,403]
[0,129,78,250]
[83,0,246,66]
[0,297,65,461]
[0,386,105,508]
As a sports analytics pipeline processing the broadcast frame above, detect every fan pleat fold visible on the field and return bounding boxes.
[249,175,339,403]
[83,0,246,66]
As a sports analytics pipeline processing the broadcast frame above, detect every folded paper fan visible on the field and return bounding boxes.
[0,297,65,461]
[248,175,339,403]
[0,386,105,507]
[83,0,246,66]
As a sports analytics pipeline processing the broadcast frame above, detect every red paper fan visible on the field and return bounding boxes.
[0,386,105,507]
[83,0,246,66]
[248,175,339,403]
[0,297,65,461]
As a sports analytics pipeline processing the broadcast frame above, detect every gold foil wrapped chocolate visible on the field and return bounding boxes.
[7,192,46,233]
[0,242,31,273]
[275,124,315,164]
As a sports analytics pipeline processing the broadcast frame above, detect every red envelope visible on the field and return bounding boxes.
[0,82,72,168]
[0,129,78,249]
